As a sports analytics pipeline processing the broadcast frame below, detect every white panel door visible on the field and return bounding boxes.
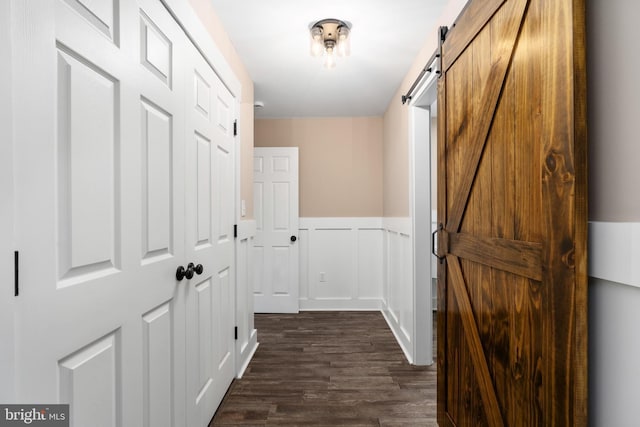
[10,1,188,425]
[184,48,236,427]
[253,148,299,313]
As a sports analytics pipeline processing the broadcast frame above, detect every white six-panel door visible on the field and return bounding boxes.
[253,147,300,313]
[9,0,236,425]
[184,46,236,427]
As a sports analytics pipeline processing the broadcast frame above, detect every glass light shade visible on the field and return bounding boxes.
[337,26,351,57]
[310,27,324,57]
[324,47,336,69]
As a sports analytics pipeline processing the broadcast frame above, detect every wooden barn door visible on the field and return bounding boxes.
[436,0,588,425]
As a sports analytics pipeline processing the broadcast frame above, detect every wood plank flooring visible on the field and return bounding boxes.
[210,311,437,426]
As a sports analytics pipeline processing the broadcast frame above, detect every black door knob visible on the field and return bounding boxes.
[290,235,297,242]
[185,263,195,280]
[194,264,204,275]
[176,266,187,281]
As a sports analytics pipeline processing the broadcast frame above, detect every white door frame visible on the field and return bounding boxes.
[408,55,439,366]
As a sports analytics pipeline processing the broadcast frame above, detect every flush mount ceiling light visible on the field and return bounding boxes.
[309,18,352,69]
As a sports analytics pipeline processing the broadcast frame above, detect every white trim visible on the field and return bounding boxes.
[234,219,257,378]
[237,219,257,240]
[589,221,640,289]
[235,330,258,379]
[382,217,412,235]
[381,309,414,364]
[300,298,382,311]
[299,217,383,230]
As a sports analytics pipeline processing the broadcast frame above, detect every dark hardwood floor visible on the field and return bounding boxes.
[210,311,437,426]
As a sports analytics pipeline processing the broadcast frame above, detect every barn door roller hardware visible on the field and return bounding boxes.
[401,26,448,105]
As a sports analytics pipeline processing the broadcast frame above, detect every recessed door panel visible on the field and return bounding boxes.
[194,71,210,119]
[272,247,290,295]
[142,303,173,427]
[252,246,265,295]
[196,133,212,248]
[59,332,119,427]
[195,279,213,402]
[141,98,173,262]
[215,94,230,134]
[273,182,290,231]
[254,182,264,231]
[272,156,289,173]
[62,0,117,41]
[56,45,119,286]
[214,268,232,368]
[140,11,172,87]
[215,144,232,243]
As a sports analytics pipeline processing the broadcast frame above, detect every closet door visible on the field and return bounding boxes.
[184,47,237,427]
[11,0,188,425]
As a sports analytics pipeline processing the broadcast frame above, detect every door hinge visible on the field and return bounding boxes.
[14,251,19,297]
[234,326,238,340]
[233,120,237,136]
[233,224,238,238]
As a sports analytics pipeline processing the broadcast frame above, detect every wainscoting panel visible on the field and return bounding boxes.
[299,218,383,310]
[381,218,414,363]
[235,220,258,377]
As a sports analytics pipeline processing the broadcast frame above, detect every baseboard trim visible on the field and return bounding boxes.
[381,308,413,365]
[299,298,382,311]
[236,328,258,379]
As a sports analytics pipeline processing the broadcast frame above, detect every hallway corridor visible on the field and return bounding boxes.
[210,311,437,426]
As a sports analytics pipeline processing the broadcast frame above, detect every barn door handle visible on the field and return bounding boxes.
[432,223,445,263]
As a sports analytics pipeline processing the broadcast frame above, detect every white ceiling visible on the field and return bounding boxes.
[209,0,448,118]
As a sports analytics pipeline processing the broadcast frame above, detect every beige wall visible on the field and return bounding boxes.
[188,0,255,219]
[255,117,383,217]
[382,0,468,218]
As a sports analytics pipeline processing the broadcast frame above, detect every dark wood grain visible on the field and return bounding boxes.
[442,0,506,71]
[447,255,505,427]
[436,73,448,427]
[438,0,588,425]
[210,312,438,426]
[539,0,589,423]
[444,0,530,234]
[449,232,542,281]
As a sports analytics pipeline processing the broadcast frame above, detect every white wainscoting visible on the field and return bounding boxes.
[235,220,258,378]
[380,218,415,363]
[299,218,384,310]
[589,221,640,289]
[588,221,640,426]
